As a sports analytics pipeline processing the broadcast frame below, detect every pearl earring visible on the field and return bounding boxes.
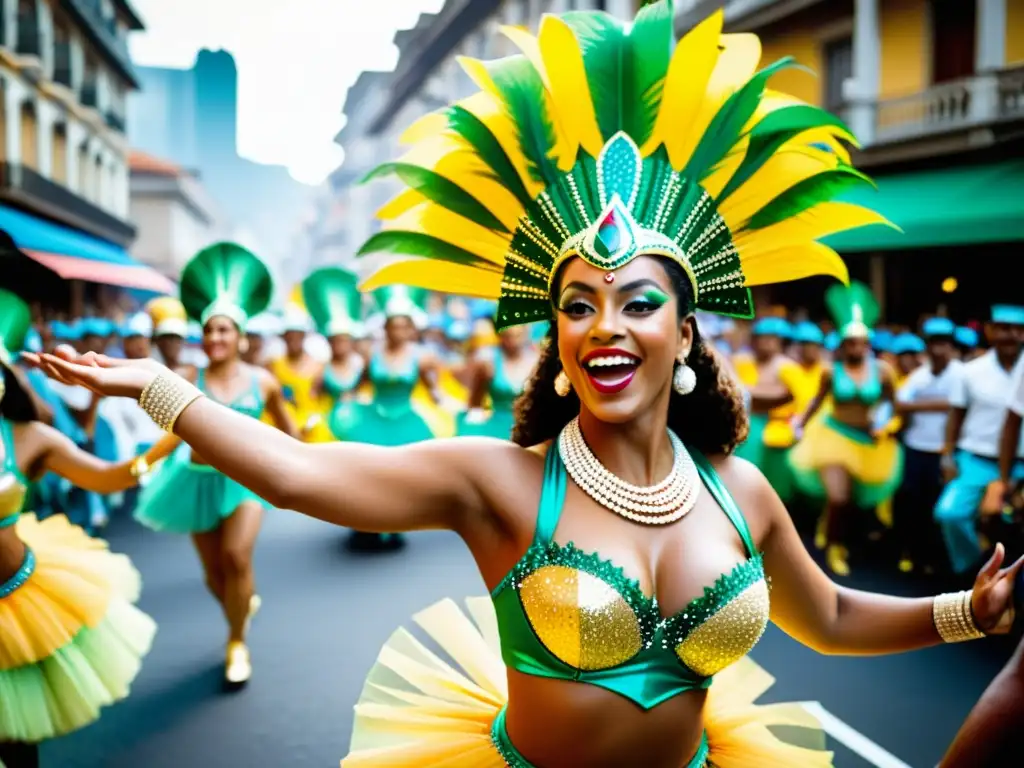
[554,370,572,397]
[673,354,696,395]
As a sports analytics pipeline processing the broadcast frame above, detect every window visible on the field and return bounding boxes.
[78,144,91,197]
[823,36,853,112]
[20,102,37,169]
[53,17,72,87]
[16,0,40,57]
[52,124,67,183]
[931,0,976,83]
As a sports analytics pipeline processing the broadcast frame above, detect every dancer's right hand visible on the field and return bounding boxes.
[22,346,167,401]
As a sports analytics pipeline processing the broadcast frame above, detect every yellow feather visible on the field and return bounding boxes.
[383,202,513,268]
[717,145,839,230]
[456,81,545,200]
[400,111,448,145]
[739,241,849,287]
[734,203,895,258]
[361,259,503,299]
[644,10,723,162]
[538,15,604,159]
[701,136,750,198]
[376,189,425,221]
[500,26,551,88]
[397,134,524,231]
[667,32,762,171]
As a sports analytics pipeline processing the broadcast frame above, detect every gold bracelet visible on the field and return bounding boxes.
[129,455,151,478]
[139,372,204,433]
[933,590,986,643]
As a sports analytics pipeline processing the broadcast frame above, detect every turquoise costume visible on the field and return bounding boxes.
[456,349,523,439]
[134,242,275,535]
[345,350,434,446]
[322,362,364,439]
[134,370,270,534]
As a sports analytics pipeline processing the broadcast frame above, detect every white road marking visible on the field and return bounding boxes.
[796,701,915,768]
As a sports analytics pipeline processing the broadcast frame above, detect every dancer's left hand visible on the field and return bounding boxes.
[971,543,1024,635]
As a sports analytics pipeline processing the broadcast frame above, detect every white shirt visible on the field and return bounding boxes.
[47,380,92,411]
[897,359,963,453]
[949,350,1024,459]
[98,397,164,459]
[1007,353,1024,418]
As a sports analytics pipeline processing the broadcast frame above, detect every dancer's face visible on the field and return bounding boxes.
[155,334,183,365]
[927,337,955,366]
[498,325,526,355]
[556,255,689,424]
[203,315,241,362]
[329,334,353,360]
[751,333,781,361]
[385,316,413,346]
[841,336,869,363]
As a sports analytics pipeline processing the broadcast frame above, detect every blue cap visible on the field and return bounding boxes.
[61,320,85,342]
[468,299,498,321]
[871,328,893,352]
[792,321,824,345]
[22,329,42,354]
[991,305,1024,325]
[446,318,471,342]
[79,317,112,337]
[824,331,839,351]
[955,326,979,348]
[922,317,956,338]
[751,317,792,338]
[891,333,926,356]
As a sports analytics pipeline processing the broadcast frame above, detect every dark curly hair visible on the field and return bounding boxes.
[511,259,749,455]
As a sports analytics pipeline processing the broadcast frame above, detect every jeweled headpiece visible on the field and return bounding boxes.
[180,242,273,332]
[358,1,892,330]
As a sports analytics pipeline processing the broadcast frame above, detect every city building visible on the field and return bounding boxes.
[128,50,314,279]
[128,149,225,279]
[674,0,1024,322]
[0,0,173,312]
[326,0,637,280]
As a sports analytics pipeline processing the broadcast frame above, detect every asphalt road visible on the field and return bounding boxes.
[43,509,1013,768]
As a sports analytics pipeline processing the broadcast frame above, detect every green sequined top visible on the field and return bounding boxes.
[491,441,769,710]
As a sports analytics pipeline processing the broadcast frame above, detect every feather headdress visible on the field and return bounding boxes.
[825,281,879,340]
[302,268,364,338]
[180,243,274,331]
[358,0,893,330]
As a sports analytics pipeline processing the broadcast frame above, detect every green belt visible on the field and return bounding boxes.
[490,707,709,767]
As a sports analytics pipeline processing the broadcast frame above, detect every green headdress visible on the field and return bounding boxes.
[358,0,892,330]
[825,281,878,340]
[0,288,31,366]
[372,285,429,325]
[301,268,364,338]
[180,242,274,331]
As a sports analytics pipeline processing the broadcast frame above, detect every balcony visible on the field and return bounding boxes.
[871,66,1024,145]
[0,162,136,246]
[58,0,139,86]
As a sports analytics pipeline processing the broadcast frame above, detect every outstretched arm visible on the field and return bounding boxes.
[722,458,1023,655]
[793,367,832,431]
[29,351,492,535]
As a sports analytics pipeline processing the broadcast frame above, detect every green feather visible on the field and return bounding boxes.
[302,268,362,336]
[686,57,798,182]
[357,231,502,272]
[446,105,533,209]
[483,56,560,185]
[362,162,508,233]
[180,243,273,325]
[717,104,856,203]
[826,281,879,329]
[562,3,671,146]
[744,166,874,230]
[0,287,31,361]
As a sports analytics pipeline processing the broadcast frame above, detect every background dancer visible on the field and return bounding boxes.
[458,323,538,440]
[132,243,297,687]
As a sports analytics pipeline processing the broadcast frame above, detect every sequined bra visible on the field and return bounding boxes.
[832,359,882,405]
[491,444,769,710]
[0,418,28,528]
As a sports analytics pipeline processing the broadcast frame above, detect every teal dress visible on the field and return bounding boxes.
[345,350,434,446]
[457,351,521,440]
[134,369,271,534]
[322,359,364,440]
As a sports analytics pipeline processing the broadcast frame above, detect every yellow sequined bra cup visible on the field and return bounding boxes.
[491,443,769,710]
[0,419,27,526]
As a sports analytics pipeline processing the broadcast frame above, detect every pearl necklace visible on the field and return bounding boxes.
[558,417,700,525]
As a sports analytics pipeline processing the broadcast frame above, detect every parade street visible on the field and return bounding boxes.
[44,508,1012,768]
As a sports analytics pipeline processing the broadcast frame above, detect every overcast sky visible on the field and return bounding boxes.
[129,0,445,185]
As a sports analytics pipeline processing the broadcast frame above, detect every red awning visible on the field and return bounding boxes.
[24,250,176,294]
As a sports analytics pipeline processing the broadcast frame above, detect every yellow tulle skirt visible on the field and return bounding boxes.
[342,598,833,767]
[0,514,156,742]
[788,416,904,508]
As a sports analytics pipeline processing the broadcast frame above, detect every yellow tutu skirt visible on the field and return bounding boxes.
[788,415,904,507]
[0,514,156,742]
[343,598,833,767]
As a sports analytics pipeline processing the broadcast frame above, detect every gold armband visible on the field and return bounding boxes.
[932,590,985,643]
[139,373,204,433]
